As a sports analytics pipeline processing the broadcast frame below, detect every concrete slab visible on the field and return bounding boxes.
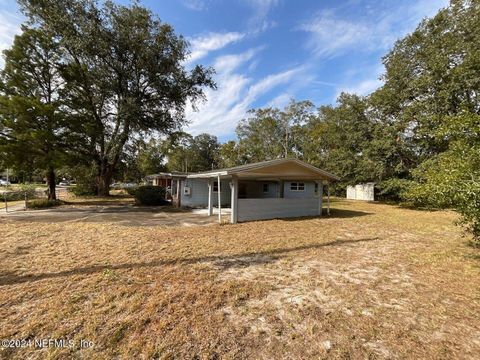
[0,204,229,227]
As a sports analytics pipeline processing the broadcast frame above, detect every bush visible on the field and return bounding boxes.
[27,199,64,209]
[131,185,168,206]
[125,186,139,196]
[70,183,97,196]
[376,178,415,202]
[69,165,98,196]
[1,185,37,201]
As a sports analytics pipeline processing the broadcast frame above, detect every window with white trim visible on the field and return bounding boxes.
[262,183,269,193]
[290,182,305,191]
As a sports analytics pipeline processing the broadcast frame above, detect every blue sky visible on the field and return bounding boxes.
[0,0,448,141]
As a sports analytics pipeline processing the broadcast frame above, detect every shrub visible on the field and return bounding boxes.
[376,178,415,202]
[125,186,139,196]
[1,185,37,201]
[27,199,64,209]
[70,183,97,196]
[131,185,168,206]
[69,165,98,196]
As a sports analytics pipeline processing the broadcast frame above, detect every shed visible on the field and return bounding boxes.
[170,158,339,223]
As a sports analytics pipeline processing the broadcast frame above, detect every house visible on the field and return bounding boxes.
[161,158,339,224]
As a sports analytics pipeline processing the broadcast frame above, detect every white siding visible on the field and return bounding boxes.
[346,186,356,200]
[237,198,319,222]
[346,183,375,201]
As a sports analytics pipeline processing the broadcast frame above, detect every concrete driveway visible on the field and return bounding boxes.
[0,203,230,227]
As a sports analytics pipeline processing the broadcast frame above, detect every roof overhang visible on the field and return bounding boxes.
[186,159,340,181]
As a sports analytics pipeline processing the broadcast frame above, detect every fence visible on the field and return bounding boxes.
[1,187,69,213]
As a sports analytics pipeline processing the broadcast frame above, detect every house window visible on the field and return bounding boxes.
[315,182,319,195]
[290,182,305,191]
[263,183,269,193]
[213,181,219,192]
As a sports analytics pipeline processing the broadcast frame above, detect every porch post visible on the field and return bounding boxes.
[207,178,213,216]
[318,181,323,216]
[176,179,181,207]
[230,176,238,224]
[217,175,222,223]
[327,182,330,216]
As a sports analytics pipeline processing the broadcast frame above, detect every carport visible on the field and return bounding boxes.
[183,158,339,224]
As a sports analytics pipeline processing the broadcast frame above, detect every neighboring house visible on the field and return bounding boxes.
[154,158,339,224]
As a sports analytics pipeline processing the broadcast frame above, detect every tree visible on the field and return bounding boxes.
[0,27,67,199]
[374,0,480,239]
[166,133,220,172]
[136,139,167,176]
[19,0,215,195]
[218,140,244,168]
[189,133,220,171]
[407,114,480,245]
[236,100,315,162]
[301,93,377,188]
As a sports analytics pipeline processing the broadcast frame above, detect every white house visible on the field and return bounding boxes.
[165,158,339,224]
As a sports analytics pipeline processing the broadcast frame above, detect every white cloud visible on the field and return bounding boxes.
[245,0,279,33]
[187,31,245,63]
[298,0,449,59]
[0,10,23,68]
[265,92,291,108]
[186,48,303,137]
[298,0,449,103]
[180,0,208,11]
[298,10,371,58]
[335,78,383,99]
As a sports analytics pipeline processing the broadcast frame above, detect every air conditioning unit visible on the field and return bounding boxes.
[183,186,191,196]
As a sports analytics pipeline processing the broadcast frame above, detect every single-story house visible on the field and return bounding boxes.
[152,158,339,224]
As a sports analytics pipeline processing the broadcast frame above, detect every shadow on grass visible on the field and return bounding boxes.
[0,237,379,286]
[279,208,372,222]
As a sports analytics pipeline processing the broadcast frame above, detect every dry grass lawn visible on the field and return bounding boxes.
[0,199,479,359]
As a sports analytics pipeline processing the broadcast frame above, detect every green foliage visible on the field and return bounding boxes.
[166,133,220,172]
[136,139,167,176]
[236,100,315,162]
[17,0,215,195]
[69,165,98,196]
[218,140,242,168]
[376,178,415,202]
[125,186,139,196]
[2,185,37,201]
[0,27,67,199]
[130,185,168,206]
[405,114,480,245]
[27,199,63,209]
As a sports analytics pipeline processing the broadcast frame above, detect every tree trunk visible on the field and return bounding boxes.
[97,165,112,197]
[46,167,56,200]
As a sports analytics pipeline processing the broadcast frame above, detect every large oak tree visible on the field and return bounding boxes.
[19,0,215,195]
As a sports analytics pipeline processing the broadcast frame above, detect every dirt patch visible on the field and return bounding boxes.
[0,199,479,359]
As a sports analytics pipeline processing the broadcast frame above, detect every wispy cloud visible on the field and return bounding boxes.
[298,0,448,59]
[180,0,208,11]
[187,31,245,63]
[299,0,449,101]
[186,48,303,137]
[0,10,23,68]
[245,0,279,33]
[298,10,371,58]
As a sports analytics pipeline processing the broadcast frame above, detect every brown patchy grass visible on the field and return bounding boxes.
[0,198,479,359]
